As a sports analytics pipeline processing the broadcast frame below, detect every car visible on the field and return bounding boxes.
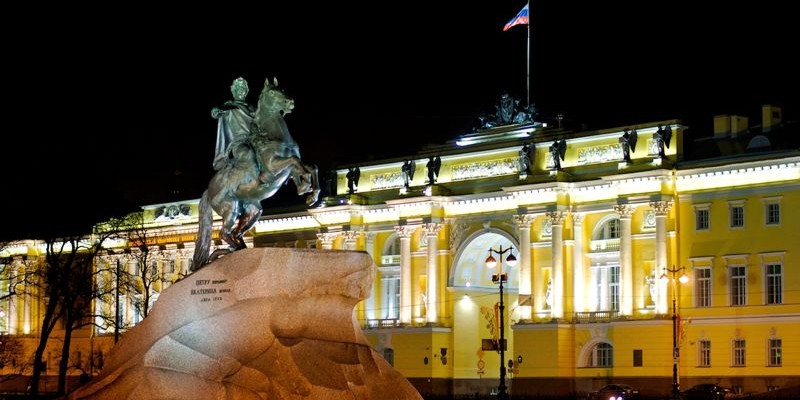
[587,383,640,400]
[681,383,732,400]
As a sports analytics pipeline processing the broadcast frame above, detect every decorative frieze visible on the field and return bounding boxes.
[576,144,624,166]
[451,158,517,181]
[370,172,404,190]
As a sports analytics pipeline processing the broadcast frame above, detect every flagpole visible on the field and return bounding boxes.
[526,0,531,108]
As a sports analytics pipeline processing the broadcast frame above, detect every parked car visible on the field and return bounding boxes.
[587,383,640,400]
[681,383,732,400]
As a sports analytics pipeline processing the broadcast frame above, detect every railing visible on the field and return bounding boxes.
[574,311,620,323]
[380,255,400,265]
[589,238,620,252]
[363,318,401,329]
[361,318,453,329]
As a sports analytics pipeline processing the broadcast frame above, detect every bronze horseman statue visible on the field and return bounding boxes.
[192,77,320,269]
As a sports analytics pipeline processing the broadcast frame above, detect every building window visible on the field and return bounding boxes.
[695,267,711,307]
[728,202,744,228]
[379,235,401,320]
[603,219,620,239]
[166,259,175,273]
[765,263,782,305]
[590,343,613,367]
[695,206,710,231]
[732,339,746,367]
[729,265,746,306]
[380,275,400,319]
[768,338,782,367]
[592,264,620,312]
[766,203,780,224]
[698,339,711,367]
[633,349,643,367]
[132,294,143,325]
[382,348,395,366]
[609,265,620,311]
[765,202,781,225]
[117,295,127,327]
[131,260,140,276]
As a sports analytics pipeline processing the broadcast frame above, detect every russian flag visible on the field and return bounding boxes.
[503,4,529,31]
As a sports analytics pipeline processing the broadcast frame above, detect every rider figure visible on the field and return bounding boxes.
[212,77,256,171]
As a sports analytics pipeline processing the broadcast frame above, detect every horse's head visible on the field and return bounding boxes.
[257,77,294,117]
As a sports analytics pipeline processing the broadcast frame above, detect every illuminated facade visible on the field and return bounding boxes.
[1,105,797,397]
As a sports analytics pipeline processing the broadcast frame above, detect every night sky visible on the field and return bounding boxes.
[2,2,797,241]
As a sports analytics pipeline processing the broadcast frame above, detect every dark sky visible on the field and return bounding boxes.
[2,2,797,241]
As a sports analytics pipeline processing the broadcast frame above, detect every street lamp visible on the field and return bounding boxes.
[661,265,689,400]
[485,245,517,400]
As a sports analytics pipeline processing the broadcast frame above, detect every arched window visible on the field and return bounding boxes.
[596,218,620,240]
[589,342,614,367]
[589,215,622,312]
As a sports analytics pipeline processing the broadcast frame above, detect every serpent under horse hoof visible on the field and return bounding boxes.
[192,77,321,269]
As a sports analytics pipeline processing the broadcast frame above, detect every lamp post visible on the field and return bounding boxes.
[661,265,689,400]
[485,245,517,400]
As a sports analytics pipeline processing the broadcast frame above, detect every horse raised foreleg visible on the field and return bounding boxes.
[288,160,320,205]
[266,155,320,205]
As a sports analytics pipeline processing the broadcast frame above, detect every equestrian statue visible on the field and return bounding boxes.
[192,77,320,269]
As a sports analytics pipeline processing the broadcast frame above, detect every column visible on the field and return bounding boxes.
[650,201,672,314]
[316,232,337,250]
[394,225,414,325]
[589,266,599,311]
[423,223,442,324]
[614,204,635,316]
[343,230,359,251]
[572,212,585,312]
[8,261,18,334]
[364,232,377,321]
[513,215,534,321]
[23,290,31,335]
[547,211,566,319]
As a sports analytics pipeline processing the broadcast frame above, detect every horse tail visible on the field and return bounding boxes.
[192,190,212,270]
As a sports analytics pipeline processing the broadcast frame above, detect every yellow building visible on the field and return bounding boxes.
[250,104,798,398]
[1,105,797,398]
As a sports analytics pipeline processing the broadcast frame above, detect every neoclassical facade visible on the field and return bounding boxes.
[1,105,798,397]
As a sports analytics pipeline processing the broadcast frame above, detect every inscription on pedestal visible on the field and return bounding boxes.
[190,279,231,303]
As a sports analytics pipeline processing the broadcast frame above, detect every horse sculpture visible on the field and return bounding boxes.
[192,78,320,269]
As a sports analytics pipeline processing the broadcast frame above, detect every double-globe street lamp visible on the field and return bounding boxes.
[485,245,517,400]
[661,265,689,400]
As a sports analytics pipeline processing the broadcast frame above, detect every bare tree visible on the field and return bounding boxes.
[0,242,35,387]
[27,217,124,396]
[0,335,31,383]
[119,212,163,321]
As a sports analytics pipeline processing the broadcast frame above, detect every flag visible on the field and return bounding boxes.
[503,4,529,31]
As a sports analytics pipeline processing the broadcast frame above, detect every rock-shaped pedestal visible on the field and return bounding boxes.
[69,248,422,400]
